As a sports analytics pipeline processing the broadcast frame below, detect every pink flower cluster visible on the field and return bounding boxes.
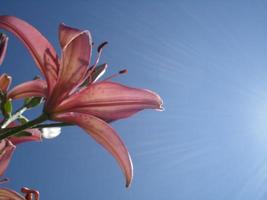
[0,16,163,199]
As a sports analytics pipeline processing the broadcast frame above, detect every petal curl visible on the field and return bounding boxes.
[0,188,25,200]
[0,74,11,93]
[59,23,86,48]
[46,30,92,110]
[56,81,163,122]
[53,112,133,187]
[8,79,47,99]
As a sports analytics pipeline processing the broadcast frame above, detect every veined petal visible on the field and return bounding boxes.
[53,112,133,187]
[0,188,25,200]
[46,30,92,110]
[0,16,59,82]
[56,81,163,122]
[0,140,15,176]
[9,128,42,145]
[0,74,11,93]
[0,33,8,66]
[8,79,47,99]
[59,23,87,48]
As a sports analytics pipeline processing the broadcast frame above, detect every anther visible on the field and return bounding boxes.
[86,41,109,82]
[119,69,128,74]
[102,69,128,81]
[97,41,108,53]
[0,177,8,183]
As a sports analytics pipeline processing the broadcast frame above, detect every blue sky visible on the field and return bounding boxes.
[2,0,267,199]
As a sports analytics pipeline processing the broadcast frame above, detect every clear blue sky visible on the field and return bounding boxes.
[1,0,267,199]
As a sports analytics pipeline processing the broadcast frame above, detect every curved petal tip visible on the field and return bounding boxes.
[53,112,133,188]
[125,154,133,188]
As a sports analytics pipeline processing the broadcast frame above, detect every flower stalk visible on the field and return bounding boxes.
[33,122,72,129]
[1,106,27,128]
[0,113,48,140]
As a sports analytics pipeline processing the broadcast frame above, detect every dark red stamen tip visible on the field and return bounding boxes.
[119,69,128,74]
[97,41,108,52]
[0,177,8,183]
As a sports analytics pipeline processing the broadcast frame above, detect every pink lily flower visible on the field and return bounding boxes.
[0,73,42,178]
[0,16,163,187]
[0,139,15,178]
[0,187,39,200]
[0,125,41,178]
[0,128,41,178]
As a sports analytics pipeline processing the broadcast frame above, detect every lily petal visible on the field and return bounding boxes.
[9,128,42,145]
[0,33,8,66]
[0,188,25,200]
[0,16,59,88]
[0,140,15,176]
[56,81,163,122]
[0,74,11,93]
[8,79,47,99]
[59,23,87,48]
[53,112,133,187]
[46,30,91,110]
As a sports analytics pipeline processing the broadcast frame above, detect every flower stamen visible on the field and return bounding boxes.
[102,69,128,82]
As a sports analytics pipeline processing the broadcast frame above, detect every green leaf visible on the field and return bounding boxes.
[24,97,31,105]
[24,97,43,108]
[17,115,29,124]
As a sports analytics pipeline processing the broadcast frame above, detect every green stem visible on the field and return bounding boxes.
[1,106,28,129]
[0,113,48,140]
[32,122,73,129]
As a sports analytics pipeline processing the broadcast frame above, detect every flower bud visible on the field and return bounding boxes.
[2,98,12,117]
[0,73,12,93]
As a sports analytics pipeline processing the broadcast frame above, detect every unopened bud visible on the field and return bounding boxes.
[2,99,12,117]
[0,74,12,93]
